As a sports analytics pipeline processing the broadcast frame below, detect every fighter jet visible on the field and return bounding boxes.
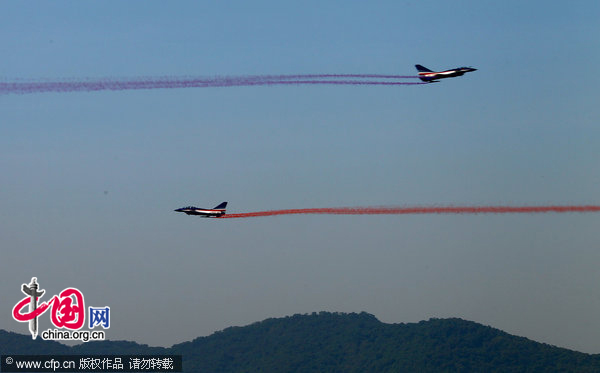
[415,65,477,82]
[174,202,227,217]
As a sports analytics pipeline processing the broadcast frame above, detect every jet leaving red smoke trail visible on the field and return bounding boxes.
[0,75,424,94]
[220,205,600,218]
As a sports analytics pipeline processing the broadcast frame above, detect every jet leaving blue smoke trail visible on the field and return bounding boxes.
[0,74,425,94]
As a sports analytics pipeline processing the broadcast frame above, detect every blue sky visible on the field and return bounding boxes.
[2,1,600,352]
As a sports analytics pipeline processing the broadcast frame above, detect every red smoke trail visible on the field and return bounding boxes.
[220,205,600,218]
[0,75,424,94]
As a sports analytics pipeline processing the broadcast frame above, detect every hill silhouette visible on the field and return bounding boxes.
[2,312,600,372]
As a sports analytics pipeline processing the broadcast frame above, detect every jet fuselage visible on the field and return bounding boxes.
[416,65,477,82]
[175,202,227,218]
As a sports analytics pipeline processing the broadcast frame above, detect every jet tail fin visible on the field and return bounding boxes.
[213,202,228,210]
[415,64,433,72]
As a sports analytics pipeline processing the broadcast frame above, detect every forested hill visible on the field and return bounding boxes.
[171,312,600,372]
[3,312,600,372]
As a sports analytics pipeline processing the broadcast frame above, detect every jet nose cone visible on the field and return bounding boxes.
[174,208,183,212]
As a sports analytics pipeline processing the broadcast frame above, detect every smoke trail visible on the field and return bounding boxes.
[220,205,600,218]
[245,80,426,86]
[0,75,424,94]
[238,74,419,80]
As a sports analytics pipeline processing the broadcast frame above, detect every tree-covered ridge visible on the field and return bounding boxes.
[0,329,70,354]
[2,312,600,372]
[171,312,600,372]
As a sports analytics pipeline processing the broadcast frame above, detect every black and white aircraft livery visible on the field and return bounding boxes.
[415,65,477,82]
[174,202,227,217]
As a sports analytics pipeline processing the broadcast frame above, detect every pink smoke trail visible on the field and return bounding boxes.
[220,205,600,218]
[0,75,424,94]
[237,74,419,80]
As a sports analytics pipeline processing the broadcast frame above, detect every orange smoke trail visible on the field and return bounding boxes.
[220,205,600,218]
